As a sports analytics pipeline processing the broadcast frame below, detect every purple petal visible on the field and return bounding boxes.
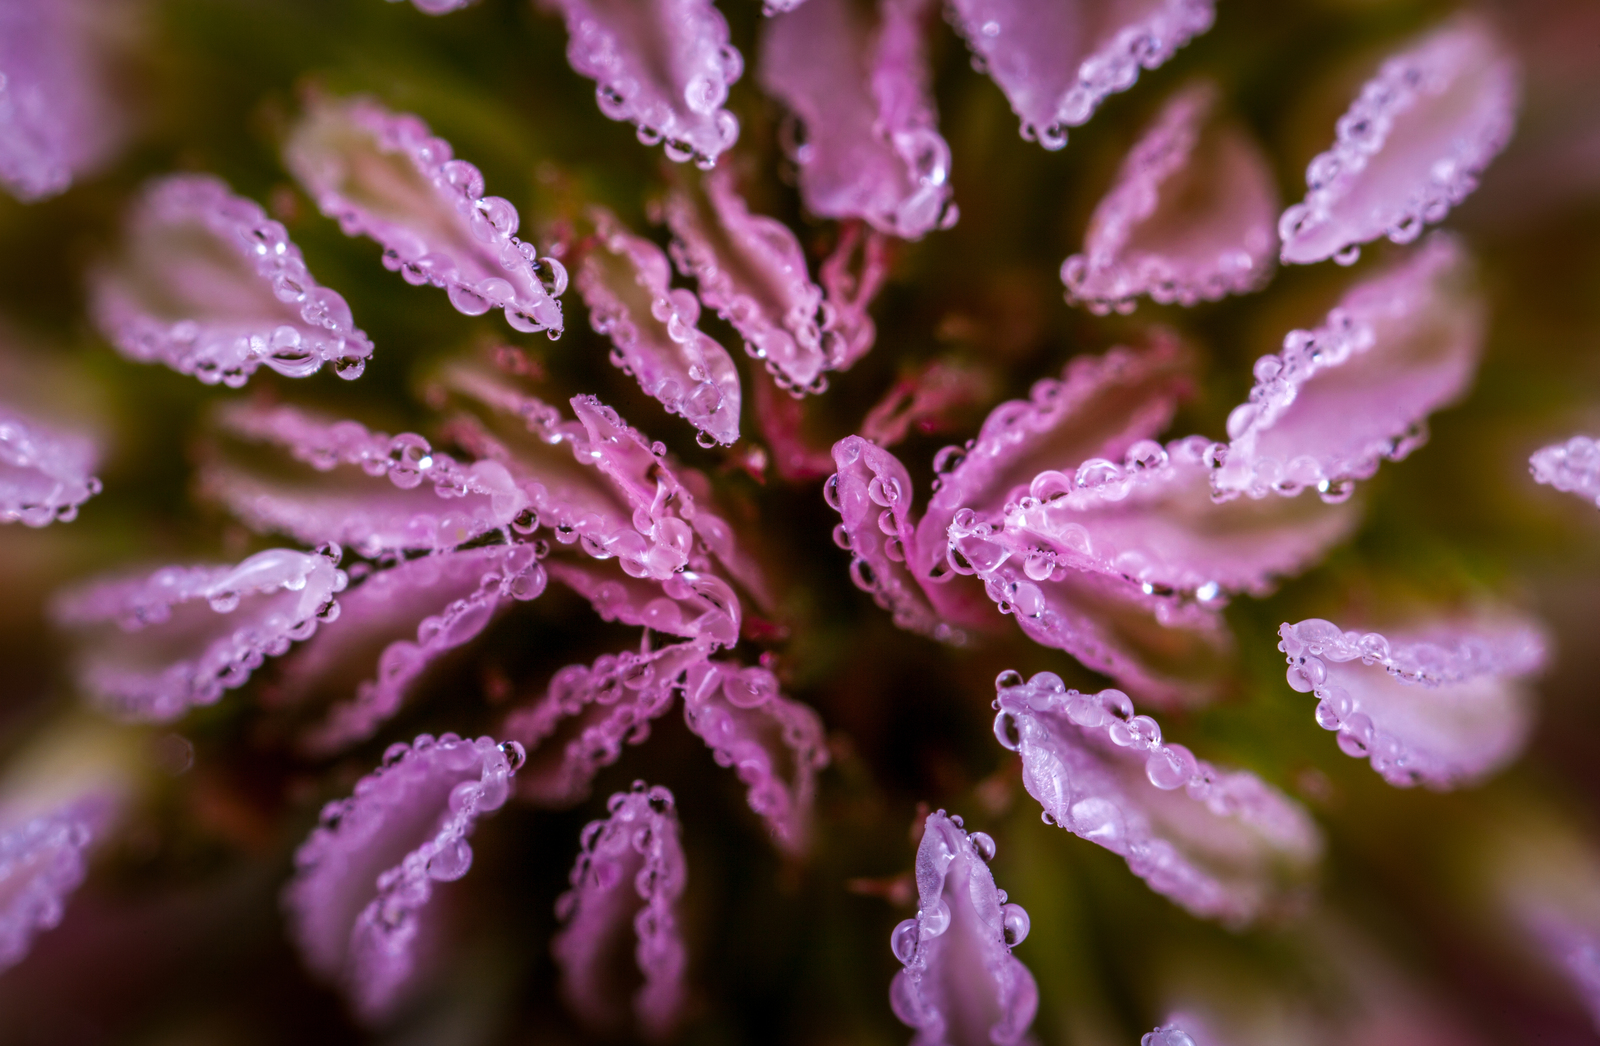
[1501,835,1600,1036]
[90,174,374,387]
[1278,614,1547,789]
[539,0,742,168]
[946,0,1216,150]
[284,733,521,1024]
[1279,16,1519,266]
[1143,1022,1206,1046]
[391,0,476,12]
[759,0,956,239]
[1531,435,1600,508]
[547,559,741,648]
[579,209,742,446]
[995,670,1323,924]
[52,548,347,721]
[0,801,103,973]
[552,782,688,1040]
[278,546,547,755]
[681,658,828,855]
[284,95,566,334]
[202,401,527,557]
[1214,234,1482,503]
[1062,81,1278,314]
[0,405,101,527]
[888,810,1038,1046]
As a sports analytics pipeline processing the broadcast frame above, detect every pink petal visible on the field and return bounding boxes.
[52,548,347,721]
[1143,1022,1206,1046]
[1278,614,1547,789]
[1530,435,1600,508]
[202,401,527,557]
[547,559,741,648]
[284,733,522,1024]
[994,670,1322,924]
[946,0,1215,150]
[1214,234,1483,503]
[1279,16,1520,266]
[392,0,476,12]
[579,209,742,446]
[859,357,999,448]
[0,801,103,973]
[539,0,742,168]
[90,174,374,387]
[888,810,1038,1046]
[553,782,688,1040]
[0,405,101,527]
[681,658,828,855]
[1500,833,1600,1035]
[752,374,836,482]
[817,221,891,371]
[759,0,956,239]
[279,546,547,755]
[1062,81,1278,314]
[284,95,566,334]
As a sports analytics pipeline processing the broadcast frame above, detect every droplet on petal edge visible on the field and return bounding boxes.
[1531,435,1600,509]
[1213,233,1481,503]
[539,0,742,169]
[859,357,999,449]
[760,0,956,240]
[1142,1021,1203,1046]
[817,221,890,371]
[90,174,374,387]
[283,94,565,335]
[1277,614,1547,789]
[51,548,346,722]
[388,0,476,13]
[889,810,1038,1045]
[0,405,101,527]
[0,801,103,974]
[994,670,1323,924]
[284,734,518,1024]
[553,783,688,1041]
[1278,15,1520,265]
[946,0,1216,151]
[548,560,742,649]
[1062,80,1279,314]
[578,209,742,446]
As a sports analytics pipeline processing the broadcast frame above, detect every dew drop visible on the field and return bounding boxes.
[969,831,997,861]
[1001,903,1030,946]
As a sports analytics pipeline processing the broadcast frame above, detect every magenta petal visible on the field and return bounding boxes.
[817,222,890,371]
[0,801,102,973]
[52,548,346,721]
[0,405,101,527]
[1062,81,1278,314]
[548,560,741,648]
[1531,435,1600,508]
[1279,614,1547,789]
[752,375,836,482]
[91,175,374,387]
[888,810,1038,1046]
[1215,234,1482,503]
[285,733,520,1024]
[759,0,956,239]
[540,0,742,168]
[859,358,999,449]
[284,95,566,335]
[553,783,689,1040]
[947,0,1215,150]
[1279,16,1519,266]
[995,671,1322,924]
[579,209,742,446]
[681,658,827,855]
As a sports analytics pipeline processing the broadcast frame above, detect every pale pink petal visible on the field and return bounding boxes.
[681,658,827,855]
[0,801,103,973]
[547,559,740,648]
[946,0,1216,150]
[52,548,347,721]
[1530,435,1600,508]
[1278,614,1547,789]
[202,402,527,557]
[90,174,374,387]
[539,0,742,168]
[816,221,891,371]
[1062,81,1278,314]
[859,358,999,448]
[284,733,521,1024]
[887,810,1038,1046]
[1279,16,1519,266]
[579,209,742,446]
[284,95,566,334]
[0,405,100,527]
[1214,234,1482,503]
[995,670,1322,924]
[759,0,956,239]
[1498,828,1600,1035]
[390,0,475,12]
[552,782,688,1041]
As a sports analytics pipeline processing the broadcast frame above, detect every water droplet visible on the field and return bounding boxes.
[499,740,526,772]
[970,831,996,861]
[920,898,951,938]
[890,918,919,964]
[1001,903,1030,946]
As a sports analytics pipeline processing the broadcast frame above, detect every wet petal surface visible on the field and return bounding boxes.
[0,801,102,974]
[1530,435,1600,508]
[0,406,100,527]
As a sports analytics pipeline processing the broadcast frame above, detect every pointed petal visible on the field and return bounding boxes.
[859,358,999,449]
[1062,81,1278,314]
[547,560,741,648]
[1278,614,1547,788]
[759,0,955,239]
[90,174,374,387]
[1531,435,1600,508]
[947,0,1215,150]
[888,810,1038,1046]
[52,548,347,721]
[995,671,1323,924]
[1216,234,1482,502]
[540,0,742,168]
[284,95,566,334]
[579,209,742,446]
[284,733,520,1023]
[553,783,689,1040]
[0,406,100,527]
[1279,16,1519,265]
[0,802,102,973]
